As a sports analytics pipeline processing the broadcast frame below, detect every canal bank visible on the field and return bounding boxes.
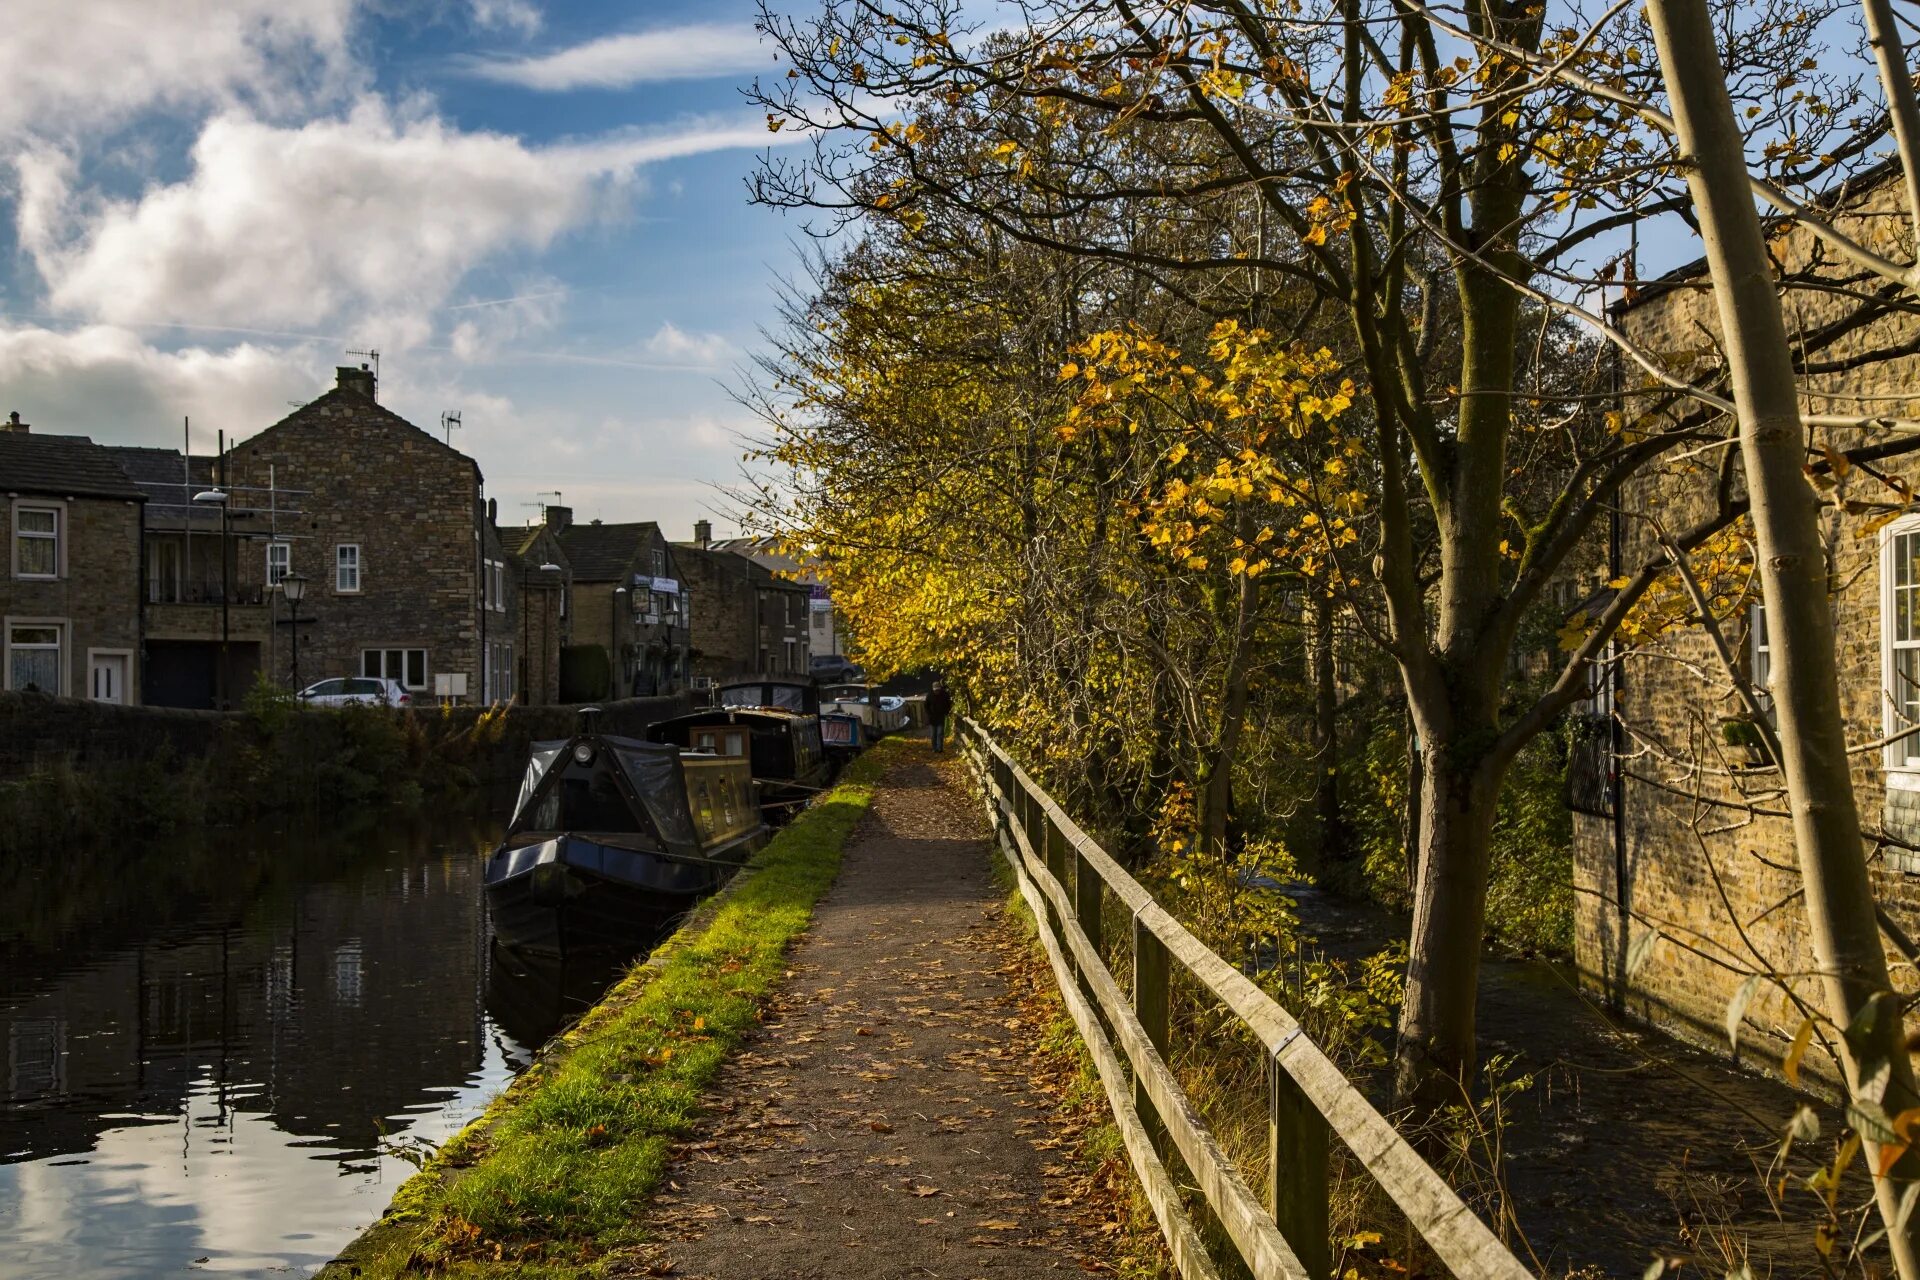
[0,689,690,858]
[320,737,908,1278]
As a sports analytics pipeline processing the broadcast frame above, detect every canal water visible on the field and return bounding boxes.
[0,806,627,1279]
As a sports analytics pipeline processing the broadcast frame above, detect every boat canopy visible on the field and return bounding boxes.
[511,740,568,828]
[507,734,701,856]
[716,679,819,714]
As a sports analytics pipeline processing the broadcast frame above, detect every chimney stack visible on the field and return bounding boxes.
[2,411,28,433]
[545,504,574,533]
[694,519,712,549]
[335,364,377,401]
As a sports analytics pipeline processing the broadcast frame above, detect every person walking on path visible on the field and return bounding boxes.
[925,680,952,752]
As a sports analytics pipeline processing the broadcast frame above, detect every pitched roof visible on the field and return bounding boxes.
[245,384,480,476]
[0,432,147,501]
[558,521,658,581]
[102,447,220,528]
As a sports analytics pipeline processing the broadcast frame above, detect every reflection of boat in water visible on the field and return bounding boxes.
[484,710,765,955]
[485,939,632,1066]
[649,679,829,821]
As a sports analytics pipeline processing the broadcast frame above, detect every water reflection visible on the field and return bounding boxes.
[0,806,580,1279]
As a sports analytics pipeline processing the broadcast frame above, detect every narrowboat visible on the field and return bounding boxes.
[485,712,764,955]
[648,678,829,819]
[819,708,866,766]
[820,683,910,736]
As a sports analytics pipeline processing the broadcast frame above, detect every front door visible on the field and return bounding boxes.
[89,653,128,704]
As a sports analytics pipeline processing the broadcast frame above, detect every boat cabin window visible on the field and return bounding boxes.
[523,754,640,833]
[694,728,748,757]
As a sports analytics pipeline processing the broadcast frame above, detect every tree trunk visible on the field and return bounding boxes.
[1310,588,1345,860]
[1200,567,1261,857]
[1647,2,1920,1271]
[1393,740,1502,1115]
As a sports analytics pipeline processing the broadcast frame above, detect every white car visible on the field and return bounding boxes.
[297,676,412,707]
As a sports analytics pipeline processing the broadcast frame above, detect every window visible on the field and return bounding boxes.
[1749,601,1773,722]
[484,640,513,702]
[651,547,666,578]
[485,559,506,613]
[14,506,58,579]
[362,648,427,690]
[1887,523,1920,769]
[7,623,62,692]
[336,544,361,593]
[266,541,291,587]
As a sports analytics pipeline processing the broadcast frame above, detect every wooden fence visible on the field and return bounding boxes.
[958,718,1533,1280]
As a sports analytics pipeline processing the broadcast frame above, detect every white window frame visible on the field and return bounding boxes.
[266,541,291,588]
[1884,517,1920,776]
[1748,600,1774,724]
[12,501,63,581]
[362,647,428,691]
[336,543,361,594]
[5,618,66,695]
[486,559,506,613]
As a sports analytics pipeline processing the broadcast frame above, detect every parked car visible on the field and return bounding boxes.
[298,676,411,707]
[808,654,865,683]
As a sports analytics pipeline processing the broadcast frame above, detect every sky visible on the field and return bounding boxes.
[0,0,813,540]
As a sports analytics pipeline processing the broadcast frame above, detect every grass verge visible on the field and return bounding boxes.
[322,736,908,1279]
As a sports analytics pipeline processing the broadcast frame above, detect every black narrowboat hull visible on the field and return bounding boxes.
[484,832,757,955]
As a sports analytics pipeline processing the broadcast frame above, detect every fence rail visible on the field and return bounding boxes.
[958,718,1532,1280]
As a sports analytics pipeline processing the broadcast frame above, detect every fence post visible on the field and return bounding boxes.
[1074,850,1105,1026]
[1269,1048,1330,1280]
[1133,912,1170,1155]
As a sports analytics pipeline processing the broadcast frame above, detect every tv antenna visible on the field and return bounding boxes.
[440,410,462,444]
[345,347,381,385]
[522,491,563,525]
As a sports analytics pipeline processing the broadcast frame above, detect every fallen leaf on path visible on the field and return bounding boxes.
[910,1185,941,1197]
[977,1219,1021,1230]
[869,1120,894,1133]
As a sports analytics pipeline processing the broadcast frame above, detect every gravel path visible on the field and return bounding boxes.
[622,743,1122,1280]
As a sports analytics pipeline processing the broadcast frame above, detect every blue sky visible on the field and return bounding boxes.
[0,0,812,540]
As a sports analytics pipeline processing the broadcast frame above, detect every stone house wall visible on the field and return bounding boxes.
[223,369,493,702]
[1,495,143,702]
[1582,178,1920,1083]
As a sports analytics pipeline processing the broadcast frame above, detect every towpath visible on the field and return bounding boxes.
[623,745,1128,1279]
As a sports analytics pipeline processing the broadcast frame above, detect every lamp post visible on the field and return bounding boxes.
[281,571,308,692]
[520,561,562,704]
[613,586,629,700]
[192,487,231,709]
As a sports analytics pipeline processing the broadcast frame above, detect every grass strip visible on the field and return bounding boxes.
[324,736,908,1279]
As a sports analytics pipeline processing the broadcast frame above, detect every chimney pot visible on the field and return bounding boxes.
[335,365,377,401]
[694,518,712,549]
[2,411,25,433]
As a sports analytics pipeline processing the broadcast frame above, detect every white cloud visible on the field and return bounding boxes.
[18,100,804,353]
[0,321,322,445]
[468,0,540,34]
[641,323,739,369]
[0,0,360,141]
[466,23,770,91]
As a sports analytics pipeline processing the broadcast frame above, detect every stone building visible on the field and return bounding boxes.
[1574,173,1920,1084]
[674,526,811,683]
[505,520,572,706]
[107,445,279,707]
[209,366,516,704]
[0,415,144,703]
[553,509,690,698]
[706,527,845,661]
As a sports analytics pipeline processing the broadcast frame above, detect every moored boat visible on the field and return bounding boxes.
[484,711,764,956]
[820,683,910,737]
[648,678,829,820]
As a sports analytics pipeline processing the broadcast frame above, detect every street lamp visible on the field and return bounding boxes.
[281,571,308,693]
[613,586,629,699]
[192,488,231,709]
[520,561,562,704]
